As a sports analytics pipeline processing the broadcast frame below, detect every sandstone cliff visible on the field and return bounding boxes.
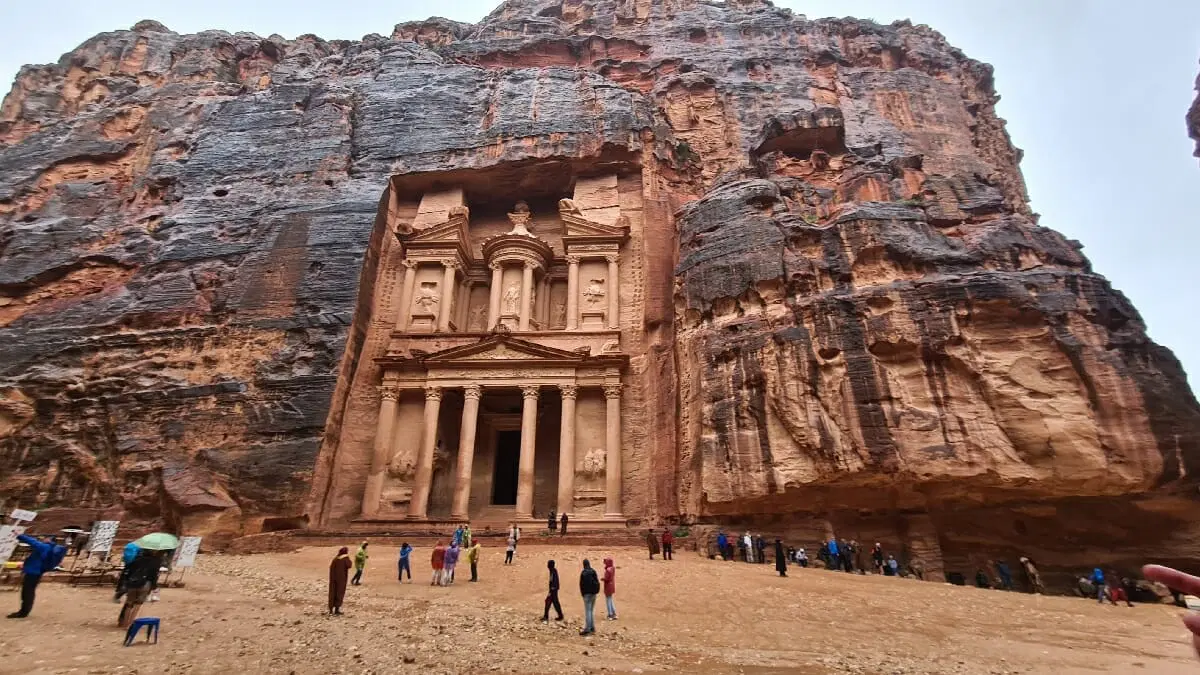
[2,0,1198,583]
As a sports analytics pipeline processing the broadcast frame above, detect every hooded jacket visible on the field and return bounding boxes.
[17,535,66,576]
[602,558,615,596]
[547,561,560,593]
[579,560,601,596]
[444,544,460,566]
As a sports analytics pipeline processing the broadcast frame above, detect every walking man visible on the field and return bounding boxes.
[7,535,65,619]
[351,542,369,585]
[662,528,674,560]
[542,560,564,623]
[1091,568,1107,603]
[827,537,840,571]
[398,542,412,582]
[579,559,601,636]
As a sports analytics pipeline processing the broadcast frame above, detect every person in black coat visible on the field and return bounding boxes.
[541,560,563,623]
[579,559,601,635]
[774,539,787,577]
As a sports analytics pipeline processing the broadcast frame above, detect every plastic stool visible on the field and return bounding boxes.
[123,617,160,646]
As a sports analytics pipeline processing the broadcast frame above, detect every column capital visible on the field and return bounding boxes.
[566,254,582,265]
[489,261,504,271]
[558,384,578,399]
[424,386,443,401]
[441,258,461,271]
[605,253,620,264]
[603,383,622,400]
[463,384,483,400]
[378,385,400,401]
[521,385,540,400]
[401,259,418,269]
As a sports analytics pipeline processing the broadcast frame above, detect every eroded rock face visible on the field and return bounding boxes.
[2,0,1197,579]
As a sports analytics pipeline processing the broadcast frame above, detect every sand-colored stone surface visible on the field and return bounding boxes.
[1,545,1195,674]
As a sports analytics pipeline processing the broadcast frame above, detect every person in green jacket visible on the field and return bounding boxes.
[462,524,472,549]
[467,542,481,582]
[351,542,369,585]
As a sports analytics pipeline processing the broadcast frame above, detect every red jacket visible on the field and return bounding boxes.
[603,558,615,596]
[431,545,446,569]
[662,530,674,545]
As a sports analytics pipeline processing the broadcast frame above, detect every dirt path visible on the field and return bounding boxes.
[0,545,1194,674]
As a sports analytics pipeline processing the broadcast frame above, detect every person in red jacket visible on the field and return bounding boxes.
[603,558,618,620]
[661,529,674,561]
[430,541,446,586]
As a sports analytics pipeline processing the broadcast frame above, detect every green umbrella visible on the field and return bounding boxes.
[133,533,179,551]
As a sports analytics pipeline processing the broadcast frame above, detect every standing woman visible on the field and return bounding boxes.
[329,547,352,615]
[774,539,787,578]
[603,558,618,620]
[646,529,661,560]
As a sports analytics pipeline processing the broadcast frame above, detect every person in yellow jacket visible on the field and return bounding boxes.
[466,542,481,582]
[351,542,369,585]
[463,524,473,549]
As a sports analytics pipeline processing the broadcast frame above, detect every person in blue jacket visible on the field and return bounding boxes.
[1090,568,1106,603]
[827,538,841,571]
[8,534,66,618]
[122,541,141,565]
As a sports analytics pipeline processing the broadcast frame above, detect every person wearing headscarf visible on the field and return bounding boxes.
[328,547,352,615]
[443,543,460,585]
[430,541,446,586]
[774,539,787,577]
[352,542,369,585]
[579,559,601,635]
[542,560,564,623]
[602,558,618,620]
[646,529,661,560]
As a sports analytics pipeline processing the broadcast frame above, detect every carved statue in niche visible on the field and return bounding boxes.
[388,457,415,480]
[502,283,521,314]
[581,447,606,477]
[507,201,534,236]
[469,304,487,330]
[582,278,606,306]
[552,300,566,326]
[414,281,440,312]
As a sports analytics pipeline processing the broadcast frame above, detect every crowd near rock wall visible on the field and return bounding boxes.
[2,0,1198,585]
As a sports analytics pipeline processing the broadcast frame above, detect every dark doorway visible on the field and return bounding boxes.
[492,430,521,505]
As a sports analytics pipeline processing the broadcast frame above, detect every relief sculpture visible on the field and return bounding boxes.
[582,278,606,305]
[502,283,521,314]
[414,282,440,312]
[581,447,606,478]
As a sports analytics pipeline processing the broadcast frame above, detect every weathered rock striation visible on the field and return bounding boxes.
[2,0,1198,584]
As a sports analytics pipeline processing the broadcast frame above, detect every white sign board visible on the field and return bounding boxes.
[0,525,27,566]
[9,509,37,522]
[88,521,120,553]
[173,536,202,569]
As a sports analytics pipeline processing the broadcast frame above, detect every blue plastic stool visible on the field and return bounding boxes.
[123,617,160,646]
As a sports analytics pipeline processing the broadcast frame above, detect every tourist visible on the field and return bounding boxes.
[444,543,460,585]
[1019,556,1044,594]
[886,555,899,576]
[796,547,808,568]
[755,535,767,565]
[646,529,660,560]
[510,523,521,550]
[579,559,600,635]
[839,539,852,573]
[122,540,141,566]
[852,540,864,573]
[827,537,840,571]
[467,541,481,582]
[398,542,412,582]
[738,534,748,562]
[1107,572,1133,606]
[661,528,674,560]
[774,539,787,577]
[818,541,830,568]
[975,569,991,588]
[1090,568,1106,603]
[453,525,464,548]
[430,541,446,586]
[1143,565,1200,660]
[994,560,1013,590]
[548,508,557,532]
[505,534,516,564]
[352,542,369,585]
[872,543,884,574]
[603,557,617,620]
[118,549,163,628]
[328,547,352,615]
[6,534,65,619]
[542,560,564,623]
[463,524,473,549]
[716,531,729,560]
[560,512,569,536]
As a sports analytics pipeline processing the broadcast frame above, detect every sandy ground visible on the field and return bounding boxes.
[0,544,1195,674]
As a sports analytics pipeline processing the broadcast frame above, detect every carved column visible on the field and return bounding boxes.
[518,262,534,331]
[515,385,540,517]
[606,254,620,330]
[604,383,622,517]
[407,386,443,519]
[538,276,550,328]
[437,260,458,332]
[361,385,399,517]
[556,384,578,516]
[451,385,482,519]
[566,255,580,330]
[395,260,418,331]
[456,280,472,330]
[487,263,503,329]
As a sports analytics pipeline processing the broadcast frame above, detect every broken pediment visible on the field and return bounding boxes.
[558,206,630,240]
[401,206,470,245]
[423,335,592,364]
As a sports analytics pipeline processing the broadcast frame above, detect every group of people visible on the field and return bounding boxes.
[546,510,568,535]
[645,529,674,560]
[541,557,617,635]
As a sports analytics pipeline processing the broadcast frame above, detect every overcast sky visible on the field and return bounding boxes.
[2,1,1198,380]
